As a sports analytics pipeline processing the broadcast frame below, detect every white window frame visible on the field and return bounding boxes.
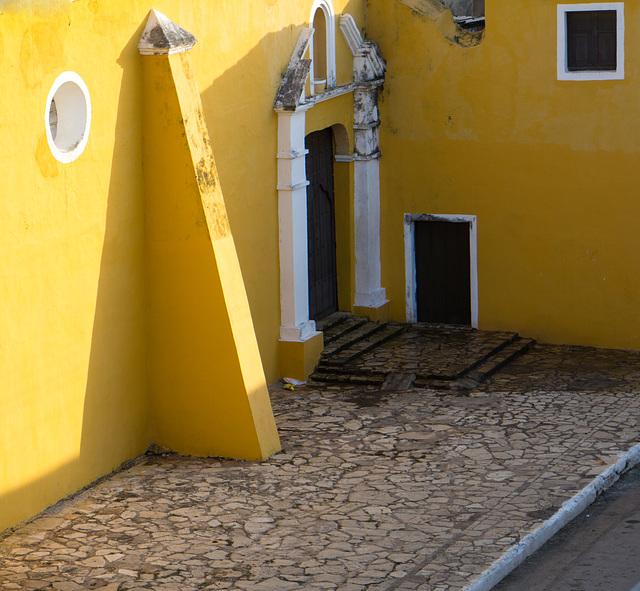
[557,3,625,81]
[45,71,91,164]
[309,0,337,91]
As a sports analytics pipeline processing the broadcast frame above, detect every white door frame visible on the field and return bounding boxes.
[275,12,388,344]
[404,213,478,328]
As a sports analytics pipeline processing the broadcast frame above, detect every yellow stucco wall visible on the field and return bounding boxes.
[142,49,280,460]
[0,0,365,531]
[368,0,640,350]
[5,0,638,537]
[190,0,363,381]
[0,2,150,533]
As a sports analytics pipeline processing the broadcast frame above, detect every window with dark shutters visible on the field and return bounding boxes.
[567,10,617,71]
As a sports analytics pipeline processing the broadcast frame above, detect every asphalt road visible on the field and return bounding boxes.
[494,464,640,591]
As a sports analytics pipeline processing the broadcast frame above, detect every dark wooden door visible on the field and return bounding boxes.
[415,220,471,325]
[306,128,338,321]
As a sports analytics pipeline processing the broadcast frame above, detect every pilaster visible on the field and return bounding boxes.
[341,14,390,318]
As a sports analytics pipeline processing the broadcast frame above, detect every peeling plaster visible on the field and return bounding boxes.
[397,0,483,47]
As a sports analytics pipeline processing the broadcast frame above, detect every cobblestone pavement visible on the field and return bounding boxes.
[2,343,640,591]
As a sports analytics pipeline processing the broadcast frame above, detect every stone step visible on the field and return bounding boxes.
[321,315,369,345]
[312,317,535,390]
[413,332,520,381]
[413,337,535,389]
[309,370,386,386]
[381,372,416,391]
[315,311,351,332]
[466,337,536,381]
[321,321,386,356]
[321,323,406,366]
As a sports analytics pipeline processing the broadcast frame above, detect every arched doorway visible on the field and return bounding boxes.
[306,127,338,321]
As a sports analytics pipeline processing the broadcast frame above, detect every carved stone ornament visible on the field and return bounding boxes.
[138,9,197,56]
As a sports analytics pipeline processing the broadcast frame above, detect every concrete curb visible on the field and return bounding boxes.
[463,442,640,591]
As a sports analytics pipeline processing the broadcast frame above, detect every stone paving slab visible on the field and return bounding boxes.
[1,344,640,590]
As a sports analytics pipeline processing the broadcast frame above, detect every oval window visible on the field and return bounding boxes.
[45,72,91,163]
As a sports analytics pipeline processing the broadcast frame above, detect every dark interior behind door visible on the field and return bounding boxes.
[415,220,471,325]
[306,128,338,321]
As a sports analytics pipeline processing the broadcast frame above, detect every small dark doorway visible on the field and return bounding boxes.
[415,220,471,325]
[306,128,338,321]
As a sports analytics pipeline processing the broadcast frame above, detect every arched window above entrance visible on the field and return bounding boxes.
[310,0,336,92]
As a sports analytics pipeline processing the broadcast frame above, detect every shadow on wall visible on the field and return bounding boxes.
[1,0,365,531]
[198,28,290,381]
[77,22,150,484]
[0,23,149,533]
[198,0,361,381]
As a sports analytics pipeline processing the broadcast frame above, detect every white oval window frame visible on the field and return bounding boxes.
[45,72,91,164]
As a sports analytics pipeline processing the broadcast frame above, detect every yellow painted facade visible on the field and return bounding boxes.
[368,0,640,350]
[142,47,280,460]
[0,0,361,532]
[1,2,151,533]
[2,0,639,532]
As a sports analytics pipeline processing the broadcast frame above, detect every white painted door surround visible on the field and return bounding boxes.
[404,213,479,328]
[276,109,317,341]
[353,86,387,310]
[274,9,387,345]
